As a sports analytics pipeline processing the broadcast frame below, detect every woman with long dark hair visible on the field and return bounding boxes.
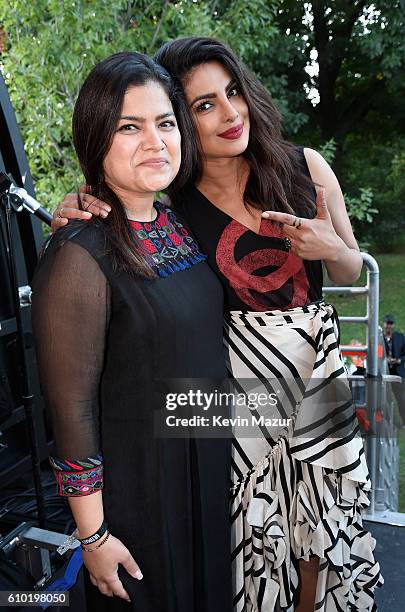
[53,38,383,611]
[32,51,233,612]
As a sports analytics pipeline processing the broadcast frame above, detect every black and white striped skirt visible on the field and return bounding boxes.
[224,301,383,611]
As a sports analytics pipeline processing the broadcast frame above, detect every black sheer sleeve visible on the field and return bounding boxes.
[32,236,111,496]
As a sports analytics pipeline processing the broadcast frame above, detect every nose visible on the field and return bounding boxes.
[222,97,239,123]
[141,125,165,151]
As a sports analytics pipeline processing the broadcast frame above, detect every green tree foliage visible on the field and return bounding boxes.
[313,138,378,249]
[0,0,279,207]
[344,135,405,251]
[273,1,405,141]
[0,1,403,251]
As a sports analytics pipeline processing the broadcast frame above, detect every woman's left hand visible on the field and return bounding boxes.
[261,188,344,262]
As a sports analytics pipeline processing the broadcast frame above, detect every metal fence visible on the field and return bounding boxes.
[323,252,404,524]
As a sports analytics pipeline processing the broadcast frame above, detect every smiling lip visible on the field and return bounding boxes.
[218,123,244,139]
[140,158,168,168]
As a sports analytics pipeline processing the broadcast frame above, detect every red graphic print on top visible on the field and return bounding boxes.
[215,219,309,310]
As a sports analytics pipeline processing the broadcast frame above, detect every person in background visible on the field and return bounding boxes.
[347,338,366,375]
[383,314,405,426]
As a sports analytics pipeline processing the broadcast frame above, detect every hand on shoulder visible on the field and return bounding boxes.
[51,186,111,232]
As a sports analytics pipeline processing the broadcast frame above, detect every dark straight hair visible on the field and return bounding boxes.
[155,37,317,216]
[72,51,196,278]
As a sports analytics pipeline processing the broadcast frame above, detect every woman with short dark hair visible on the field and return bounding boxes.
[32,51,233,611]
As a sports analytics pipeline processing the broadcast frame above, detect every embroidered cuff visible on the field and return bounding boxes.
[49,454,104,497]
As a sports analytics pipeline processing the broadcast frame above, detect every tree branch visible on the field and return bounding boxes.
[148,0,169,53]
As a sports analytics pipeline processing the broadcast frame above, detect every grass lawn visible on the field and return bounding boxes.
[399,430,405,512]
[327,254,405,512]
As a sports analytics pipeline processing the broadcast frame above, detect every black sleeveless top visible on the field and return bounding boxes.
[178,148,323,312]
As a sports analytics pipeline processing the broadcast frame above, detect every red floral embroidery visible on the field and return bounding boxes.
[142,239,158,253]
[127,203,206,277]
[169,233,182,246]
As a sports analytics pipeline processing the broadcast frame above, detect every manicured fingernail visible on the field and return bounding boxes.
[101,211,108,217]
[84,212,92,218]
[262,212,270,218]
[135,570,143,580]
[105,207,111,212]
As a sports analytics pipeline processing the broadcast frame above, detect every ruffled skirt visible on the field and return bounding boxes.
[224,302,383,611]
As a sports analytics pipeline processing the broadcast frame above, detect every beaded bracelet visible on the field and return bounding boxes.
[81,530,111,552]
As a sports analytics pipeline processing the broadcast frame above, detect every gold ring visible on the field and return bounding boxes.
[284,237,292,251]
[58,207,64,218]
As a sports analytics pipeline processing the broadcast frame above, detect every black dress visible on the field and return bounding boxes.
[31,203,233,612]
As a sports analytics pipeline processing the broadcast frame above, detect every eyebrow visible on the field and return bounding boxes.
[119,112,175,122]
[189,80,237,107]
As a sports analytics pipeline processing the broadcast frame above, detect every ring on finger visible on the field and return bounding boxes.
[58,207,64,219]
[293,216,301,229]
[284,237,292,251]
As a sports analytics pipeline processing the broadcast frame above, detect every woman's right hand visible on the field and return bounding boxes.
[83,533,143,602]
[51,186,111,232]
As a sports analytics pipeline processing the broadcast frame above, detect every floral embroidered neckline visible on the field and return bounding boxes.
[128,202,206,278]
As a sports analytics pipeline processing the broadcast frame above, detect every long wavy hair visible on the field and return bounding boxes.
[155,37,316,216]
[72,51,196,277]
